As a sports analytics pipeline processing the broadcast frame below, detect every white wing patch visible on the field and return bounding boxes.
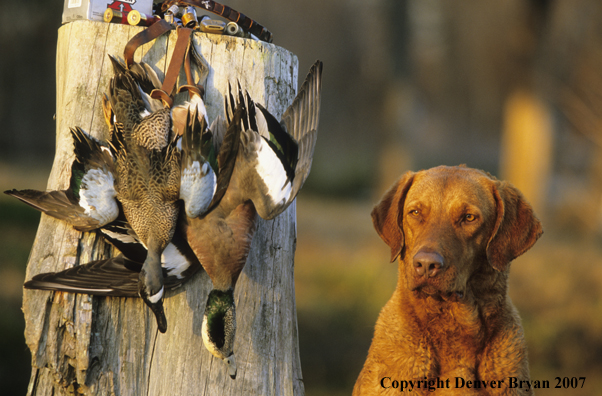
[161,243,190,279]
[100,229,139,245]
[33,282,114,293]
[256,137,292,206]
[79,169,118,225]
[180,161,216,218]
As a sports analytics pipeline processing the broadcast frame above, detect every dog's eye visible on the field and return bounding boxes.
[464,214,476,222]
[409,209,420,217]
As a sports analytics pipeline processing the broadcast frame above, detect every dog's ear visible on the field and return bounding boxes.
[486,180,543,271]
[371,171,415,262]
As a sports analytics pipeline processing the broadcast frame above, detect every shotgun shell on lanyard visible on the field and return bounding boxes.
[225,22,243,37]
[127,10,158,26]
[104,8,125,24]
[181,6,198,28]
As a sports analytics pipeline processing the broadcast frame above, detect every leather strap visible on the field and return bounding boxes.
[184,44,194,86]
[124,19,173,68]
[177,44,205,98]
[162,0,273,43]
[161,27,193,97]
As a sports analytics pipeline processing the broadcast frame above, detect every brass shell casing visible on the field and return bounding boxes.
[103,8,123,24]
[127,10,158,27]
[181,6,198,28]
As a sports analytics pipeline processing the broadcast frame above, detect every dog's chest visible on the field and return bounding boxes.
[406,297,487,375]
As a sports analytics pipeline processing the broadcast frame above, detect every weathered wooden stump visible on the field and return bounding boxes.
[24,20,303,396]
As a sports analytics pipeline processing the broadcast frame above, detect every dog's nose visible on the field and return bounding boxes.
[413,251,445,278]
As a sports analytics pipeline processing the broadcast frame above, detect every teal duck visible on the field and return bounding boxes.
[10,59,323,375]
[182,60,323,378]
[18,111,211,308]
[5,127,118,231]
[12,56,218,333]
[104,68,179,333]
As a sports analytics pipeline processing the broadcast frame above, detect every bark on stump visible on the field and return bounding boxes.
[24,20,303,396]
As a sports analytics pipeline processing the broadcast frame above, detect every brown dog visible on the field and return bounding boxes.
[353,165,542,396]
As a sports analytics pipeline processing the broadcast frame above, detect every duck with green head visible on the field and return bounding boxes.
[182,60,323,378]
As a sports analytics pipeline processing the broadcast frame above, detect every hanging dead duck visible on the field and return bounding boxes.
[8,56,217,333]
[14,108,217,316]
[181,60,323,378]
[8,59,323,380]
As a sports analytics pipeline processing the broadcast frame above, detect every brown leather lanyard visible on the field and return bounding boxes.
[124,19,173,69]
[162,27,193,97]
[162,0,273,43]
[122,20,196,107]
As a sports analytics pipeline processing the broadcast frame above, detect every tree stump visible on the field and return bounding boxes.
[24,20,303,396]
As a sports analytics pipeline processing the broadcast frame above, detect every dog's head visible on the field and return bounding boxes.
[372,165,542,301]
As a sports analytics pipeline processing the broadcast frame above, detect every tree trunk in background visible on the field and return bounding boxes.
[23,20,303,396]
[500,89,553,216]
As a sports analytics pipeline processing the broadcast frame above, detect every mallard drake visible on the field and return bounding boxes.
[182,60,323,378]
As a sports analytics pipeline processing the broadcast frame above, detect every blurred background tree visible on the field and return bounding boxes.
[2,0,602,395]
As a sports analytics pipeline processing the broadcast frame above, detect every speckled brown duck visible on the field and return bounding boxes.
[8,57,218,334]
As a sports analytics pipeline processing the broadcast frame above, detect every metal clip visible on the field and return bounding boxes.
[200,19,226,34]
[164,4,179,24]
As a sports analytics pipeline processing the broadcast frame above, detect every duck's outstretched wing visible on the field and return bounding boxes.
[229,61,323,220]
[24,256,141,297]
[279,60,322,206]
[99,216,202,286]
[5,127,118,231]
[24,234,202,298]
